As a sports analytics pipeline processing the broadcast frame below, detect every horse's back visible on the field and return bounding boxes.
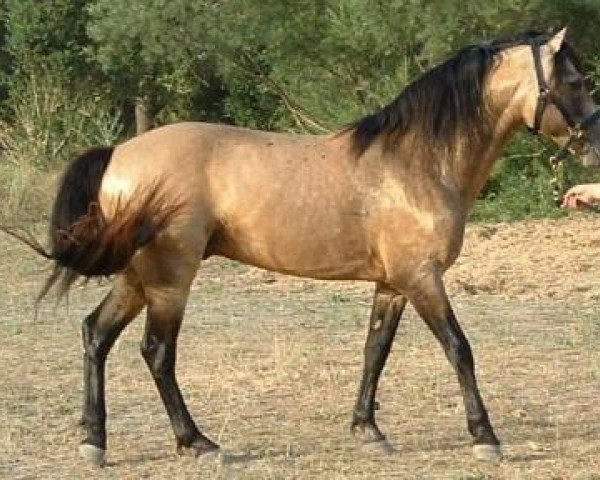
[100,122,328,215]
[103,121,317,184]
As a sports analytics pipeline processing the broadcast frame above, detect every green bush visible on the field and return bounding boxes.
[472,134,600,222]
[0,71,121,168]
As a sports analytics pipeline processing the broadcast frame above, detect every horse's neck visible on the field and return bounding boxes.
[446,104,522,206]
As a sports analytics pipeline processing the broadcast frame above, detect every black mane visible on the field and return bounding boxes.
[350,30,564,155]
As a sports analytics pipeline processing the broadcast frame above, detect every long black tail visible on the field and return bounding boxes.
[1,146,178,298]
[50,146,115,274]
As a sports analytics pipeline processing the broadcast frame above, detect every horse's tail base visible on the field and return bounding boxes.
[1,146,180,299]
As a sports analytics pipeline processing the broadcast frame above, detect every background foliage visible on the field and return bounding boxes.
[1,0,600,221]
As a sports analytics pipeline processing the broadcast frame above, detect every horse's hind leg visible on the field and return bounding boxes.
[140,294,218,457]
[352,284,407,452]
[79,269,145,465]
[406,270,501,461]
[136,245,218,458]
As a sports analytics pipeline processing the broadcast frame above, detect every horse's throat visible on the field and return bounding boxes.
[449,122,515,206]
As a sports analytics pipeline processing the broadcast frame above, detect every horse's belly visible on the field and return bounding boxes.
[206,226,382,281]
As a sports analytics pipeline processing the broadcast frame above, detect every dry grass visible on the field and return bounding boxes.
[0,72,123,224]
[1,218,600,479]
[0,164,57,223]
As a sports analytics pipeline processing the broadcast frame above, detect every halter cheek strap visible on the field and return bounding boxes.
[529,40,551,134]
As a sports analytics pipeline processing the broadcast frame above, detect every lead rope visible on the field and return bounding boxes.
[548,153,565,205]
[547,128,584,205]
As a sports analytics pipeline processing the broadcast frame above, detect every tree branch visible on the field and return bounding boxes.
[230,49,332,134]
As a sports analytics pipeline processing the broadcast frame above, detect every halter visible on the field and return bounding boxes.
[528,39,600,202]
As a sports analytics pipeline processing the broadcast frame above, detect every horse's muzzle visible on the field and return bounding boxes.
[582,148,600,166]
[581,137,600,166]
[580,112,600,166]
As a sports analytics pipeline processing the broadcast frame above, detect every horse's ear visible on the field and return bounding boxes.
[547,27,567,52]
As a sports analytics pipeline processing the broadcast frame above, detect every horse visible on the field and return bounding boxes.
[5,28,600,466]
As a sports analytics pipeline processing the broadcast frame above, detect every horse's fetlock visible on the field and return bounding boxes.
[352,409,373,427]
[176,430,200,449]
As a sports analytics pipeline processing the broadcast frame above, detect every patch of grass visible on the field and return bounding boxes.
[218,258,246,270]
[573,474,600,480]
[198,281,225,295]
[0,162,56,223]
[579,311,600,350]
[321,301,368,328]
[329,292,352,304]
[447,474,492,480]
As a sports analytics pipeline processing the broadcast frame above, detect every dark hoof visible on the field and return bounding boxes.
[473,444,502,462]
[177,437,220,459]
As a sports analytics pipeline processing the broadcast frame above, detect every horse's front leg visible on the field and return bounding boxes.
[351,284,407,452]
[407,269,501,461]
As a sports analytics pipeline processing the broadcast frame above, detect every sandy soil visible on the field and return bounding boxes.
[448,213,600,302]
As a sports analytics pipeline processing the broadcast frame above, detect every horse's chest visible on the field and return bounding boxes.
[376,207,466,275]
[421,213,465,269]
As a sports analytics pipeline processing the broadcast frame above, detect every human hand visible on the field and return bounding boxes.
[562,184,600,208]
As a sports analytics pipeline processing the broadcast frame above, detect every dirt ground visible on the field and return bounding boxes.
[1,214,600,479]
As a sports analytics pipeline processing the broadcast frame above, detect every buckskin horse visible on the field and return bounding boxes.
[4,28,600,465]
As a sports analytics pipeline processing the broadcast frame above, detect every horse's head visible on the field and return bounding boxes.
[518,28,600,166]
